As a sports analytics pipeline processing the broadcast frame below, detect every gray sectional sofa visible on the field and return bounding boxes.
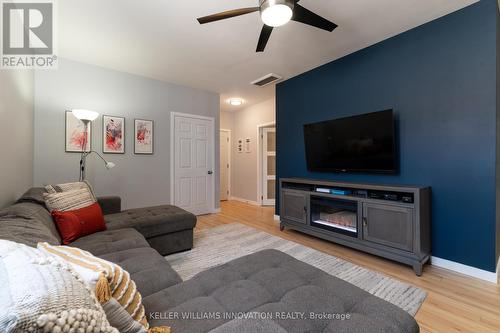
[0,188,419,333]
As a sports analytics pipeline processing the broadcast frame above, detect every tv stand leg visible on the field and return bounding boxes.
[412,262,423,276]
[280,225,285,232]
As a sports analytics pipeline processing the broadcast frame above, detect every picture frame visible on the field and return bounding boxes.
[102,115,125,154]
[134,119,154,154]
[65,110,92,152]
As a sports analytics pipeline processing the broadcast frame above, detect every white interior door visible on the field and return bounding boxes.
[173,114,214,215]
[220,130,230,201]
[262,127,276,206]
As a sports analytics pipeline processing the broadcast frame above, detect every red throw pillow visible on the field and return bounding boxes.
[52,203,107,245]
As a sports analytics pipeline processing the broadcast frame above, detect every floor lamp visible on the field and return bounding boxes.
[72,109,116,181]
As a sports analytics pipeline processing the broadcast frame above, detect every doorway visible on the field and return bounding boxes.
[259,125,276,206]
[170,112,215,215]
[220,129,231,201]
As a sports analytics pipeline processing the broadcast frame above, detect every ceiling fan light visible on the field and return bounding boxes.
[260,0,293,27]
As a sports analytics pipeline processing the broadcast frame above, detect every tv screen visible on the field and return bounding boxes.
[303,110,397,173]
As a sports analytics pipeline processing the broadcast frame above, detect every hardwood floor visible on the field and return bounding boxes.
[197,200,500,333]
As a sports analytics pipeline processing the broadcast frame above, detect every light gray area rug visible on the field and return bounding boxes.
[165,223,427,316]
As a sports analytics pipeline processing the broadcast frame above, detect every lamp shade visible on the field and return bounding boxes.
[72,109,99,122]
[105,162,116,170]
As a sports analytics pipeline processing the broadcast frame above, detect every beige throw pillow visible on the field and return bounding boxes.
[45,180,98,202]
[43,187,95,212]
[38,242,171,333]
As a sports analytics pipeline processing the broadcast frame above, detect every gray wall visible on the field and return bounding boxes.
[34,59,220,210]
[0,70,34,208]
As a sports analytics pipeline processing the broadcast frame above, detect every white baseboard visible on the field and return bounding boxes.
[274,215,280,221]
[431,256,498,284]
[229,196,260,206]
[212,208,221,213]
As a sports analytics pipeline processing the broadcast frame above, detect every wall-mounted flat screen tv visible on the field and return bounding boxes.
[303,110,397,173]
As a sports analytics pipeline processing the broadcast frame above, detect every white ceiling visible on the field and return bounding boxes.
[59,0,478,112]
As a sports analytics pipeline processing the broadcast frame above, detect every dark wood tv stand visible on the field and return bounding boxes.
[279,178,431,276]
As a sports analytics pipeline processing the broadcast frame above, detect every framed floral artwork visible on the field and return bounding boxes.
[134,119,154,154]
[65,111,92,152]
[103,115,125,154]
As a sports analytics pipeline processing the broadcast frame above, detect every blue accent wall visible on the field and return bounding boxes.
[276,0,499,272]
[496,3,500,265]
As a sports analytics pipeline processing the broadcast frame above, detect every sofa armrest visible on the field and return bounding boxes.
[97,196,121,215]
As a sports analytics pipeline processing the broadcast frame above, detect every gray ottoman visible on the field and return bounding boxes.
[143,249,419,333]
[104,204,197,255]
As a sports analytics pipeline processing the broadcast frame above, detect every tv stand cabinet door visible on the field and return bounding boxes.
[362,203,414,252]
[281,190,308,225]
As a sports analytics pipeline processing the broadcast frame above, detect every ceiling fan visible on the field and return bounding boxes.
[197,0,337,52]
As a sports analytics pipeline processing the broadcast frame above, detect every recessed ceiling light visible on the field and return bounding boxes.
[228,98,244,106]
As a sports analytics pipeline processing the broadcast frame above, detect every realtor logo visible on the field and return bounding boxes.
[1,0,57,69]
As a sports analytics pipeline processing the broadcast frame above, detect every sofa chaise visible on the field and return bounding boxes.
[0,188,419,333]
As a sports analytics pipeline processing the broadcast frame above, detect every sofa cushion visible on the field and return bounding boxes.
[0,202,61,246]
[99,247,182,298]
[143,249,418,333]
[98,196,122,215]
[16,187,47,206]
[70,228,149,256]
[105,205,197,239]
[209,319,288,333]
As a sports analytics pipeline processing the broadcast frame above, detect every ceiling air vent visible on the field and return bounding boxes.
[251,73,283,87]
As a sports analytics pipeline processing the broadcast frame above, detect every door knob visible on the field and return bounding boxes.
[208,171,213,175]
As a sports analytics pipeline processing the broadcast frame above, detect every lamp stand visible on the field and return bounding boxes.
[79,120,90,182]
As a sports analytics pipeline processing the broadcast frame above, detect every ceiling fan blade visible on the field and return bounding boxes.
[256,25,274,52]
[292,4,337,32]
[197,7,259,24]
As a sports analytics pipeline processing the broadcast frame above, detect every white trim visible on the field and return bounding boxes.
[229,196,260,206]
[219,129,231,200]
[212,208,221,213]
[261,127,276,206]
[170,114,175,205]
[431,256,498,284]
[256,122,276,206]
[497,256,500,278]
[170,111,216,214]
[274,215,280,221]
